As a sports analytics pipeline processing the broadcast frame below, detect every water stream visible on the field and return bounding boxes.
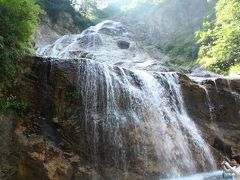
[76,59,216,178]
[37,20,217,178]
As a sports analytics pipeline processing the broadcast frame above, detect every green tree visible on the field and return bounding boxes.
[37,0,94,29]
[0,0,41,115]
[197,0,240,75]
[0,0,41,85]
[163,28,199,62]
[71,0,111,21]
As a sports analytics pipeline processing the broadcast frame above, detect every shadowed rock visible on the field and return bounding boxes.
[117,40,130,49]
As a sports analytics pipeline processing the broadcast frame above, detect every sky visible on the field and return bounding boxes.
[75,0,143,9]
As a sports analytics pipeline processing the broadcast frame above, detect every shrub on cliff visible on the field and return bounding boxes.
[0,0,41,115]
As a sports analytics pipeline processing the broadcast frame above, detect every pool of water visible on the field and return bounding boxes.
[166,171,232,180]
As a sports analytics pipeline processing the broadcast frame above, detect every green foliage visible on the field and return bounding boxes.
[229,63,240,74]
[153,0,215,69]
[0,97,28,117]
[166,58,197,69]
[163,28,199,62]
[160,28,199,69]
[0,0,41,85]
[197,0,240,75]
[92,4,121,20]
[73,0,120,22]
[0,0,41,115]
[37,0,93,30]
[37,0,121,28]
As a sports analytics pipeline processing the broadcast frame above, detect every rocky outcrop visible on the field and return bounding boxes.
[12,57,160,180]
[34,0,93,49]
[117,40,130,49]
[1,56,239,179]
[18,57,187,180]
[33,12,82,49]
[180,74,240,157]
[36,20,169,72]
[0,115,18,179]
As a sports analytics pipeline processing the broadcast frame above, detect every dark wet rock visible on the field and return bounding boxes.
[8,56,163,180]
[213,137,232,158]
[117,40,130,49]
[179,74,240,158]
[1,56,239,179]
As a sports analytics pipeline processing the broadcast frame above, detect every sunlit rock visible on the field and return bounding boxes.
[36,20,169,72]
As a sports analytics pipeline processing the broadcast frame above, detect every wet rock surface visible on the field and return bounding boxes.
[0,56,230,179]
[1,44,239,179]
[180,74,240,157]
[36,20,169,72]
[9,57,161,180]
[117,40,130,49]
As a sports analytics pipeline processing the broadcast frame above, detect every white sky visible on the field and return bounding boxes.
[75,0,142,9]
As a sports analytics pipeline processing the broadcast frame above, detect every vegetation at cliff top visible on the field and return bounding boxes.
[34,0,240,75]
[37,0,115,31]
[159,0,240,75]
[0,0,41,115]
[197,0,240,75]
[160,27,199,69]
[152,0,215,70]
[37,0,94,30]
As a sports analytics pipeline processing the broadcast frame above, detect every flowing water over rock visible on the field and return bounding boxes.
[187,75,240,156]
[76,59,216,178]
[35,20,218,178]
[37,20,168,71]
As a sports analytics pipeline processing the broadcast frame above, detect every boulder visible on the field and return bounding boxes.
[117,40,130,49]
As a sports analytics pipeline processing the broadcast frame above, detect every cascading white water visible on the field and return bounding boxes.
[36,20,168,71]
[37,20,217,178]
[135,71,216,177]
[76,59,216,178]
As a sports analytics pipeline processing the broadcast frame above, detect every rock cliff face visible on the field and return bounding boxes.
[36,20,168,71]
[34,0,92,49]
[1,19,239,180]
[0,56,239,180]
[0,55,240,179]
[34,12,83,49]
[180,75,240,156]
[116,0,215,46]
[0,115,17,179]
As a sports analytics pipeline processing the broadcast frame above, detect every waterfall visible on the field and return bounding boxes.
[76,59,216,178]
[199,84,216,122]
[37,20,217,178]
